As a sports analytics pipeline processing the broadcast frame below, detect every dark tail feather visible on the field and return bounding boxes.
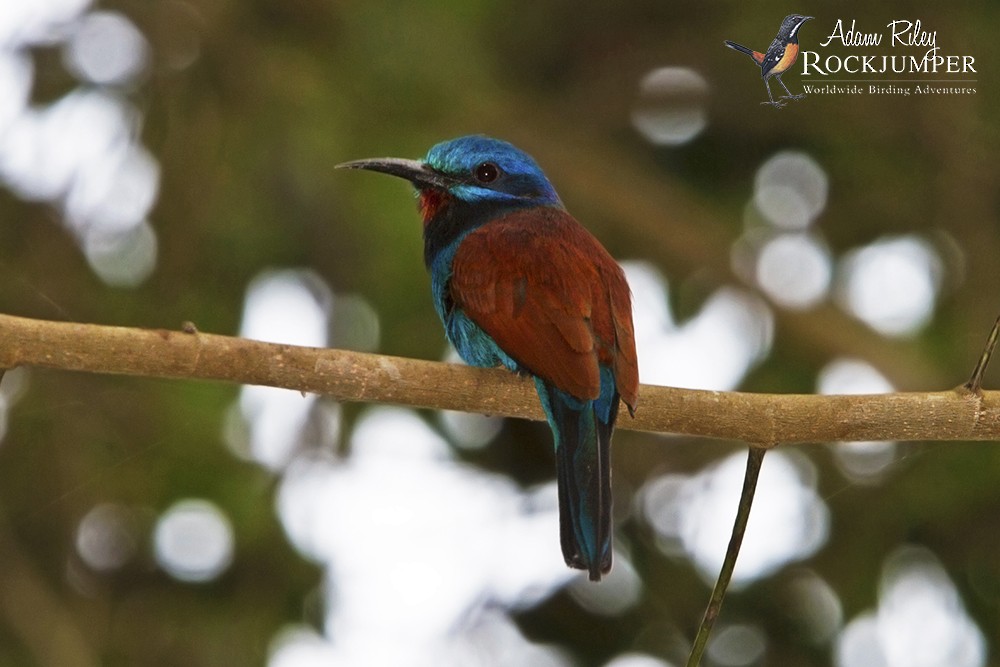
[724,40,755,58]
[538,380,618,581]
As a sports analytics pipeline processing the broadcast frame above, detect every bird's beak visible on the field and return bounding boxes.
[335,157,458,190]
[803,16,814,22]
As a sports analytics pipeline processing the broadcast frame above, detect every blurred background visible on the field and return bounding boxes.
[0,1,997,666]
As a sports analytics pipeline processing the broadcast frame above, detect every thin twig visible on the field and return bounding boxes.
[964,314,1000,395]
[685,446,767,667]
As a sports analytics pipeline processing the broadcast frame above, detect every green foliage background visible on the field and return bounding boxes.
[0,1,998,665]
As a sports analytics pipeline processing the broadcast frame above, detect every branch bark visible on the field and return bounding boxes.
[1,312,998,446]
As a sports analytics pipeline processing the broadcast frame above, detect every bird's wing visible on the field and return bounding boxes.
[450,207,637,410]
[760,38,787,74]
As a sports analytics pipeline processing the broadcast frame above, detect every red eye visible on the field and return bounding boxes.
[474,162,500,183]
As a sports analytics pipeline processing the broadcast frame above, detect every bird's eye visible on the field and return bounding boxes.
[474,162,500,183]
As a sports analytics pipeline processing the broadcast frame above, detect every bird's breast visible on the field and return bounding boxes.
[774,42,799,73]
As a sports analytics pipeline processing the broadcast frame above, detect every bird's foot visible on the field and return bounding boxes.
[761,100,786,108]
[780,93,806,100]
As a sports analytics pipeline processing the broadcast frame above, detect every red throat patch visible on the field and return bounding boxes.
[418,189,451,225]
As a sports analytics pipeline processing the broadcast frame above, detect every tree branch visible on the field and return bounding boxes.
[1,312,998,445]
[686,446,767,667]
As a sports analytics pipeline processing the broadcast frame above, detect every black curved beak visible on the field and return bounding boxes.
[335,157,458,190]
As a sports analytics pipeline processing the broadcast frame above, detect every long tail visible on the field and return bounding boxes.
[724,40,763,63]
[535,376,619,581]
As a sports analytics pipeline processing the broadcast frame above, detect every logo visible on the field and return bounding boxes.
[799,20,977,97]
[724,15,814,109]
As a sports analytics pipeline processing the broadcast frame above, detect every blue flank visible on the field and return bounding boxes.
[429,234,520,372]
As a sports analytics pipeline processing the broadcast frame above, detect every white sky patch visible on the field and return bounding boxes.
[641,450,829,586]
[837,235,942,337]
[0,52,31,139]
[604,654,675,667]
[818,358,898,483]
[0,0,91,48]
[0,1,160,286]
[63,10,149,86]
[835,545,986,667]
[275,405,578,666]
[153,499,235,583]
[624,260,773,391]
[235,270,332,470]
[755,232,832,309]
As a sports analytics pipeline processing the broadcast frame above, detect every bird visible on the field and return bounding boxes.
[724,14,813,107]
[338,136,638,581]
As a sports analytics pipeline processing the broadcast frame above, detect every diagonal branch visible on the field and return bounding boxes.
[964,314,1000,395]
[1,312,998,445]
[686,446,767,667]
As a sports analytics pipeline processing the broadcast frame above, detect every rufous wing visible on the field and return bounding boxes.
[450,207,637,410]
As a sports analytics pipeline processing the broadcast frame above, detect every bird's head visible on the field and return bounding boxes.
[337,135,563,224]
[781,14,813,39]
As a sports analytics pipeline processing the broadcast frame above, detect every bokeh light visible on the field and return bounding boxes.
[753,151,828,230]
[274,406,576,665]
[632,67,709,146]
[0,1,160,287]
[0,0,91,48]
[269,627,339,667]
[706,624,767,667]
[754,232,832,309]
[438,408,504,450]
[568,550,643,616]
[438,347,504,450]
[784,569,844,645]
[234,269,332,469]
[0,368,28,445]
[76,502,140,571]
[1,89,131,200]
[837,236,942,337]
[328,293,381,352]
[83,218,158,287]
[733,151,834,311]
[0,52,31,135]
[0,394,7,445]
[153,499,235,583]
[818,358,898,483]
[603,654,674,667]
[624,260,773,390]
[63,10,149,86]
[641,450,828,585]
[835,545,986,667]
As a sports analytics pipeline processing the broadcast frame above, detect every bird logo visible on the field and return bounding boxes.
[725,14,813,108]
[339,136,638,581]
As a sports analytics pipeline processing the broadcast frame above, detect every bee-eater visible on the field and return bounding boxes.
[338,136,638,581]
